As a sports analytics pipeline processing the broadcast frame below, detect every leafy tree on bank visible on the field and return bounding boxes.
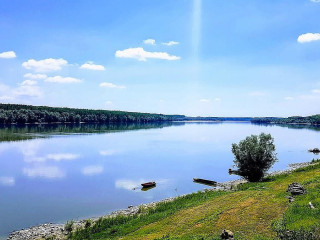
[231,133,277,182]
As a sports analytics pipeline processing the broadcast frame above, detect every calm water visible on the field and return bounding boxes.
[0,122,320,238]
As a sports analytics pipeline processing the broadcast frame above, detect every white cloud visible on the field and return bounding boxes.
[23,157,47,163]
[299,94,320,100]
[105,101,113,106]
[99,150,115,156]
[45,76,82,83]
[0,177,15,186]
[0,51,16,59]
[82,165,104,176]
[99,82,125,89]
[21,80,38,86]
[311,0,320,2]
[297,33,320,43]
[22,58,68,72]
[200,99,210,102]
[23,166,65,179]
[24,72,80,84]
[80,62,106,71]
[214,98,221,102]
[115,47,180,61]
[312,89,320,94]
[143,39,156,45]
[284,96,294,101]
[162,41,179,46]
[46,153,80,161]
[0,82,42,100]
[0,83,10,93]
[0,95,14,101]
[24,73,47,79]
[249,91,266,96]
[13,85,42,97]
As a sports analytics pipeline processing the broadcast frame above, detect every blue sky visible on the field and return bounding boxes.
[0,0,320,117]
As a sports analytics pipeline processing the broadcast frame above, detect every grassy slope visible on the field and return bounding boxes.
[70,163,320,240]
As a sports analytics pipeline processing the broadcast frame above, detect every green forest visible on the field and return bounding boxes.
[0,104,185,124]
[2,103,320,125]
[252,115,320,125]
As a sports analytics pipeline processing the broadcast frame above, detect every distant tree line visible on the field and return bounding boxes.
[251,115,320,125]
[0,104,185,124]
[184,117,252,121]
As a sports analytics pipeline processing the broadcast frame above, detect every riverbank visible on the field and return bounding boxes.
[8,160,320,240]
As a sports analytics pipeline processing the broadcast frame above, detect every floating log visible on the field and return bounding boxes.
[193,178,217,186]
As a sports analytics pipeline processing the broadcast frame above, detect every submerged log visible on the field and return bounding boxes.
[193,178,217,186]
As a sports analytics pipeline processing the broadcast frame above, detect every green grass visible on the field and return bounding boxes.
[68,162,320,240]
[70,191,229,240]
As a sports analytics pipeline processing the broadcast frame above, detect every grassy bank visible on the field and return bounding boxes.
[67,162,320,240]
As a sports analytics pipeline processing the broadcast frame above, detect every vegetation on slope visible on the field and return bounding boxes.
[67,161,320,240]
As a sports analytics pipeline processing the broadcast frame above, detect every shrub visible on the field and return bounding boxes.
[231,133,277,182]
[273,217,320,240]
[84,219,92,228]
[65,220,74,232]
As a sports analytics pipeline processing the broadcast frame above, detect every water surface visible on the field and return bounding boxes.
[0,122,319,238]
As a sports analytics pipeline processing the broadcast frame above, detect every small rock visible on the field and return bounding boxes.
[288,196,295,203]
[286,182,305,195]
[309,202,315,209]
[221,229,234,240]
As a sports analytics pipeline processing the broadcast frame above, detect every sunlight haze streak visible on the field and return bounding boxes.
[192,0,202,59]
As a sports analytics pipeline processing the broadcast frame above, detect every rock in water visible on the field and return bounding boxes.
[286,182,305,195]
[221,229,234,240]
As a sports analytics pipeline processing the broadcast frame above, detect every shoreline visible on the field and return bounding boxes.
[7,160,316,240]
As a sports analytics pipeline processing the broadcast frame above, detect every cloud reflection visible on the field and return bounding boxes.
[23,166,65,179]
[81,165,104,176]
[115,179,144,190]
[99,150,115,156]
[115,179,169,191]
[24,153,80,163]
[46,153,80,161]
[0,177,15,186]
